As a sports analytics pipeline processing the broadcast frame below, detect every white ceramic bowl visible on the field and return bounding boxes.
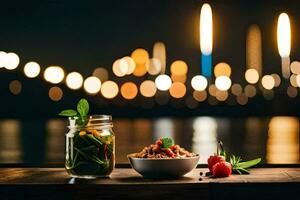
[128,155,200,178]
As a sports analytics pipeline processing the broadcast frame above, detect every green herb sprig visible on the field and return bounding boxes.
[59,98,89,126]
[230,155,261,174]
[161,137,174,149]
[218,141,261,174]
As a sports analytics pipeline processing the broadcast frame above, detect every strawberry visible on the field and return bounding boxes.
[212,161,232,178]
[207,155,225,173]
[164,148,175,158]
[207,141,227,173]
[155,139,163,146]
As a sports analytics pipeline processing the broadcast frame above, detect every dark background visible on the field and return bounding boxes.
[1,0,300,118]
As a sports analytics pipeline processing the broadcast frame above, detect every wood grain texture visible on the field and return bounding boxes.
[0,168,299,200]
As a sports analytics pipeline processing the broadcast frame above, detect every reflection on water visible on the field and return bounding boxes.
[0,120,22,162]
[192,117,217,163]
[46,119,65,162]
[267,117,300,164]
[0,117,299,164]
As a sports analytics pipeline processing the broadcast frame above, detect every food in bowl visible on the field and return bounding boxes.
[130,138,197,159]
[128,138,199,178]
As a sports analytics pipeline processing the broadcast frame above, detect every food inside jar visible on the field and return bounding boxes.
[130,138,197,159]
[65,128,114,177]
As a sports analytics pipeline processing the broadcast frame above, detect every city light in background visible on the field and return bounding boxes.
[247,25,262,76]
[83,76,101,94]
[153,42,166,74]
[44,66,65,84]
[65,72,83,90]
[200,3,213,77]
[101,81,119,99]
[24,62,41,78]
[0,2,299,107]
[277,13,291,79]
[155,74,172,91]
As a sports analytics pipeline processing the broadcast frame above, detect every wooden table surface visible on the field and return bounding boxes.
[0,168,299,200]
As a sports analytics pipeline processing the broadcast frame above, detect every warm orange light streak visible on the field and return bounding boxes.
[200,3,213,55]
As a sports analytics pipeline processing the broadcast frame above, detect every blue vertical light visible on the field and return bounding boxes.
[201,54,212,78]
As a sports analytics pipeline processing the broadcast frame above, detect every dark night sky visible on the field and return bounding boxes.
[1,0,300,118]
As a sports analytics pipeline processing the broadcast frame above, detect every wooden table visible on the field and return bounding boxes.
[0,168,299,200]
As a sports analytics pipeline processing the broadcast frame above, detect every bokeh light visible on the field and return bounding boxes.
[133,64,147,77]
[9,80,22,95]
[171,74,187,83]
[245,69,259,84]
[215,76,231,91]
[261,75,275,90]
[170,60,188,75]
[271,73,281,87]
[153,42,166,74]
[231,83,242,96]
[263,90,274,100]
[0,51,7,68]
[66,72,83,90]
[131,48,149,65]
[169,82,186,99]
[237,94,248,105]
[193,90,207,102]
[93,67,109,82]
[200,3,213,55]
[113,59,128,77]
[23,61,41,78]
[290,74,298,87]
[48,86,63,101]
[246,25,262,75]
[140,80,157,97]
[131,49,149,77]
[290,61,300,74]
[244,85,256,98]
[155,74,172,91]
[215,90,228,101]
[83,76,101,94]
[287,86,297,98]
[123,56,136,75]
[191,75,208,91]
[214,62,231,77]
[121,82,138,100]
[208,84,217,96]
[146,58,161,75]
[44,66,65,84]
[277,13,291,58]
[101,81,119,99]
[296,74,300,87]
[5,52,20,70]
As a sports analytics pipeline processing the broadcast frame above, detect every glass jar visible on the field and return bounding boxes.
[65,115,115,178]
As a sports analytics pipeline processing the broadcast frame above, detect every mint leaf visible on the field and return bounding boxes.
[59,109,77,117]
[77,98,89,118]
[236,158,261,169]
[161,137,174,148]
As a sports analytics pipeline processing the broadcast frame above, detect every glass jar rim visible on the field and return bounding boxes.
[68,114,113,128]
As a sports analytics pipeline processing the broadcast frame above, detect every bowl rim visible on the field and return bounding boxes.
[127,154,200,161]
